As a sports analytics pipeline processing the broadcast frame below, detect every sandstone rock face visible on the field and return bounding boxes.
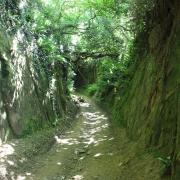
[0,6,75,143]
[119,0,180,150]
[111,0,180,177]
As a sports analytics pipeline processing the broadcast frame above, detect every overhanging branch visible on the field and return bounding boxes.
[60,50,119,62]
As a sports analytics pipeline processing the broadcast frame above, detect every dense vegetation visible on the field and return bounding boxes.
[0,0,179,179]
[0,0,140,136]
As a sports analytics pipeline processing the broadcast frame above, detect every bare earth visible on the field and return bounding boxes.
[0,96,162,180]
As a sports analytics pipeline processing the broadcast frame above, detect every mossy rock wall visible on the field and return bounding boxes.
[112,0,180,165]
[0,14,76,143]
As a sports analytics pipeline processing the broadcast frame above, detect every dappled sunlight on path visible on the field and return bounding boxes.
[1,96,123,180]
[0,144,15,178]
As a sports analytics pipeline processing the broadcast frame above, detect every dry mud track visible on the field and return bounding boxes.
[27,96,122,180]
[0,96,162,180]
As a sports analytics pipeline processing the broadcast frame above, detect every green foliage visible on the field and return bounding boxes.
[22,118,44,136]
[86,83,99,96]
[157,156,171,167]
[157,156,173,176]
[0,0,155,135]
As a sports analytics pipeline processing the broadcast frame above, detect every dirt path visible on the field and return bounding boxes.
[17,96,123,180]
[0,96,163,180]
